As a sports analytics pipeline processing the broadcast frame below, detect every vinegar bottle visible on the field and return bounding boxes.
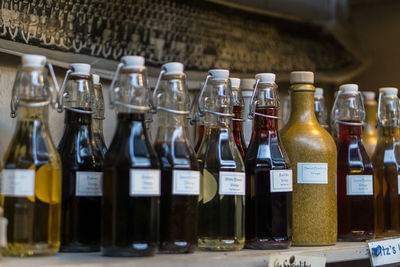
[362,91,378,158]
[280,71,337,246]
[314,87,329,131]
[245,73,292,249]
[332,84,375,241]
[372,87,400,237]
[57,64,104,252]
[197,69,245,251]
[92,74,107,158]
[152,62,199,253]
[1,54,61,256]
[230,78,247,158]
[102,56,160,257]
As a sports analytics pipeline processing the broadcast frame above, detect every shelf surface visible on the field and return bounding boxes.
[0,242,370,266]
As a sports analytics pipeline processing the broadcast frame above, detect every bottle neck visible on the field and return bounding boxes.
[377,125,400,139]
[253,107,278,132]
[155,111,190,143]
[338,123,362,141]
[64,109,92,125]
[232,105,244,135]
[364,102,377,130]
[16,103,49,123]
[288,87,319,124]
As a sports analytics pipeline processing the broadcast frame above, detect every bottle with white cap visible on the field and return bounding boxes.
[281,71,337,245]
[57,63,104,252]
[2,54,62,256]
[102,56,160,257]
[331,83,375,241]
[372,87,400,237]
[314,87,329,130]
[362,91,378,158]
[230,77,247,158]
[152,62,199,253]
[92,74,107,158]
[197,69,245,251]
[245,73,292,249]
[241,78,256,146]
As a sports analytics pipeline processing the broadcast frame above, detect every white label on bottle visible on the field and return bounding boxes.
[219,172,245,195]
[346,175,373,195]
[297,163,328,184]
[130,169,161,196]
[76,172,103,196]
[270,170,293,192]
[1,169,35,197]
[172,170,200,195]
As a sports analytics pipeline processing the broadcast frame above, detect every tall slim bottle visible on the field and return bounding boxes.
[1,55,61,256]
[245,73,292,249]
[197,69,245,251]
[102,56,160,257]
[230,78,247,159]
[372,87,400,237]
[280,71,337,246]
[314,88,329,131]
[362,91,378,158]
[92,74,107,158]
[57,64,104,252]
[153,62,199,253]
[332,84,375,241]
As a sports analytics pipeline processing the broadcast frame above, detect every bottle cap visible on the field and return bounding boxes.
[22,54,46,68]
[92,74,100,85]
[379,87,398,96]
[209,69,229,79]
[241,78,255,91]
[70,63,91,76]
[362,91,375,100]
[255,73,276,83]
[339,84,358,93]
[121,56,145,70]
[315,88,324,97]
[290,71,314,84]
[162,62,184,75]
[229,78,240,89]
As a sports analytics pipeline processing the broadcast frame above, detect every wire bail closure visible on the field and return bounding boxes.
[248,78,280,120]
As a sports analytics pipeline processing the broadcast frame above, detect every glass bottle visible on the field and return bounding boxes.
[372,87,400,237]
[362,91,378,158]
[280,71,337,246]
[1,54,61,256]
[197,69,245,251]
[314,87,329,131]
[152,62,199,253]
[92,74,107,158]
[332,84,375,241]
[230,78,247,159]
[192,84,205,152]
[57,64,104,252]
[102,56,160,257]
[245,73,292,249]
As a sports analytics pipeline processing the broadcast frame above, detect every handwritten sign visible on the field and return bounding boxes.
[268,255,326,267]
[368,238,400,266]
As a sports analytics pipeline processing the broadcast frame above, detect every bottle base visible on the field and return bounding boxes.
[198,237,244,251]
[376,230,400,239]
[101,244,157,257]
[60,242,100,252]
[245,238,291,250]
[338,231,375,242]
[2,243,59,257]
[158,241,196,254]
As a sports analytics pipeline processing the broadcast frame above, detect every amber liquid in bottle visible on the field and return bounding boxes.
[2,104,62,256]
[58,109,104,252]
[102,113,160,256]
[337,122,375,241]
[233,105,247,158]
[245,107,292,249]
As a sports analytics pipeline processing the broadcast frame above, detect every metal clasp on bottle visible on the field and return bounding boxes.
[248,78,280,120]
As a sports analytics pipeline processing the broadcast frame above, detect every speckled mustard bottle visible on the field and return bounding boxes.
[280,71,337,246]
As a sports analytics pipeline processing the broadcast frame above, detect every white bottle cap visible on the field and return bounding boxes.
[379,87,398,96]
[290,71,314,84]
[315,88,324,97]
[121,56,145,70]
[229,78,240,89]
[70,63,91,75]
[255,73,276,83]
[92,74,100,85]
[209,69,229,80]
[241,78,255,91]
[22,54,46,68]
[362,91,376,100]
[339,84,358,93]
[162,62,184,75]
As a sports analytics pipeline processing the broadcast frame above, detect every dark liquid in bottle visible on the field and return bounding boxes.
[58,109,103,252]
[102,113,160,257]
[93,131,107,158]
[337,122,375,241]
[245,107,291,249]
[154,141,198,253]
[233,105,247,159]
[194,125,204,152]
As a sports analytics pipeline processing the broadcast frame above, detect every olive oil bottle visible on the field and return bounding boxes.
[197,69,245,251]
[1,54,62,256]
[92,74,107,158]
[57,64,104,252]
